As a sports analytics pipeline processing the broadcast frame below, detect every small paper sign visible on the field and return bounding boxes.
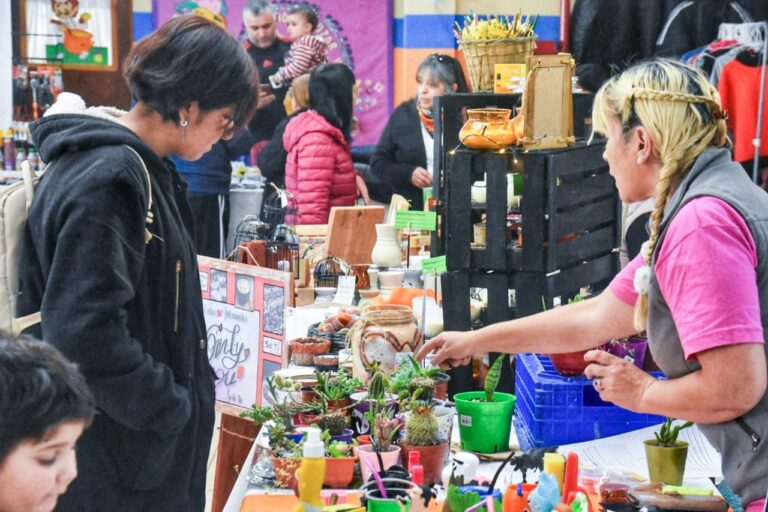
[394,210,437,231]
[420,255,447,274]
[332,275,357,305]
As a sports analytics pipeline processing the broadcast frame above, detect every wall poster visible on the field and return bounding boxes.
[198,256,294,416]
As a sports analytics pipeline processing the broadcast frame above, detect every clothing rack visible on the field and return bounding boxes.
[718,21,768,183]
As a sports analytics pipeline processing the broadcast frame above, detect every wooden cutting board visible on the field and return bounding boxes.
[323,206,386,265]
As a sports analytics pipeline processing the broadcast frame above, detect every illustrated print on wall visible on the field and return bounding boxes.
[263,284,285,336]
[210,268,228,303]
[174,0,228,27]
[47,0,109,65]
[235,274,254,311]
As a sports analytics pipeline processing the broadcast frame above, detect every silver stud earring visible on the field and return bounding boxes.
[180,120,189,128]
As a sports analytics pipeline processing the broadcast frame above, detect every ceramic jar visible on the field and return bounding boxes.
[371,224,402,268]
[459,108,517,150]
[349,304,423,381]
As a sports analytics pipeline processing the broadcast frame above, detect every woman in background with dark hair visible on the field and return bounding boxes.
[16,15,258,511]
[368,53,469,209]
[283,62,359,224]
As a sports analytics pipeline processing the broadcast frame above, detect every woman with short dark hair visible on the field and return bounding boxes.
[16,14,258,511]
[283,63,359,224]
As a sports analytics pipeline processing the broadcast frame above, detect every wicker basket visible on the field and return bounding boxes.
[460,36,536,92]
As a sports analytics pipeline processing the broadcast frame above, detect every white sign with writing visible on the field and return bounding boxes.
[204,300,261,409]
[332,275,357,305]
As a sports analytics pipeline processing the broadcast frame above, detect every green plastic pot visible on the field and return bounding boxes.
[644,440,689,485]
[454,391,516,453]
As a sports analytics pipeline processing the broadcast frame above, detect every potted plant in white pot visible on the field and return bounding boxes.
[644,417,694,485]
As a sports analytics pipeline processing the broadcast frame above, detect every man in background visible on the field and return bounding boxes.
[243,0,290,149]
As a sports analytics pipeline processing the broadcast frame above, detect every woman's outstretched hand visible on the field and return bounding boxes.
[416,330,482,370]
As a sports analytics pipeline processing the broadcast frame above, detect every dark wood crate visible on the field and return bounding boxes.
[440,253,618,394]
[440,142,621,273]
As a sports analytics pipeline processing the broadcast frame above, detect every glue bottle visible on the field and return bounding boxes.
[292,427,325,512]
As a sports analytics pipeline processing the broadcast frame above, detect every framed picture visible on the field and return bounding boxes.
[522,53,575,150]
[19,0,119,71]
[198,256,294,416]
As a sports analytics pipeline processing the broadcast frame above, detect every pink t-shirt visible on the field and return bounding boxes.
[747,498,765,512]
[609,196,764,359]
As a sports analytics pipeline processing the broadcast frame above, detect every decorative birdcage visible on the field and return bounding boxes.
[232,215,270,249]
[265,223,300,276]
[313,254,352,289]
[262,184,298,231]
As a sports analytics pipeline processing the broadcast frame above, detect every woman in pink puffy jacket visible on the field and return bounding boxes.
[283,63,359,224]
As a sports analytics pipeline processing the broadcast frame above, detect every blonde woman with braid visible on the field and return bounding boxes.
[419,59,767,509]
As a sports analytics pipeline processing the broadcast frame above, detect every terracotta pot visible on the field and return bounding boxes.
[350,304,423,381]
[288,337,331,366]
[548,350,590,376]
[301,387,319,404]
[459,108,517,150]
[273,457,300,489]
[399,441,449,486]
[434,372,450,401]
[323,456,356,488]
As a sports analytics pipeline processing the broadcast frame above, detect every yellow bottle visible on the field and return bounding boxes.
[293,427,326,512]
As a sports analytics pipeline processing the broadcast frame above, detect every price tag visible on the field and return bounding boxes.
[332,275,356,305]
[394,210,437,231]
[420,255,447,274]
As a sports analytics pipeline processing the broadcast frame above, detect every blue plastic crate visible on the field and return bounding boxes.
[514,353,665,450]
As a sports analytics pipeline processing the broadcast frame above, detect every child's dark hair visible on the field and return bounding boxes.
[288,3,318,32]
[124,14,260,129]
[309,63,356,142]
[0,334,95,463]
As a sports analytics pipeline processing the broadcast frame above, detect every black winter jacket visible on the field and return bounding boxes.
[368,99,427,209]
[18,111,215,511]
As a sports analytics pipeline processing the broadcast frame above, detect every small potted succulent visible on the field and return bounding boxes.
[267,423,301,489]
[389,355,450,402]
[313,370,362,414]
[454,355,517,453]
[239,404,276,438]
[322,431,356,488]
[357,401,401,482]
[350,369,398,436]
[398,402,448,486]
[644,417,693,485]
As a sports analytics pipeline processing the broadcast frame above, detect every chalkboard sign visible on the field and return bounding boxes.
[198,256,294,416]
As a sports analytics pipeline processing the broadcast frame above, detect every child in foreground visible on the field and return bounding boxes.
[269,3,327,88]
[0,334,95,512]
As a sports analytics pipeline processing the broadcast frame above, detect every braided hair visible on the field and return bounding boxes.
[591,59,729,330]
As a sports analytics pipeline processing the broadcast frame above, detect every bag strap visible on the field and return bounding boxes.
[123,145,155,245]
[14,145,156,333]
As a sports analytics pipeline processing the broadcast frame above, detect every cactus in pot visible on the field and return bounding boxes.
[317,410,348,436]
[401,404,447,486]
[405,405,441,446]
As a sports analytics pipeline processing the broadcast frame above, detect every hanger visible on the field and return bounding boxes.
[717,21,767,51]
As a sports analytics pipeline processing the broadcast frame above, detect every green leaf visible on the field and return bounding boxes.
[484,356,505,402]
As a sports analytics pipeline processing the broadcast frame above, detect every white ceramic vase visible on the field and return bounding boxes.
[371,224,402,268]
